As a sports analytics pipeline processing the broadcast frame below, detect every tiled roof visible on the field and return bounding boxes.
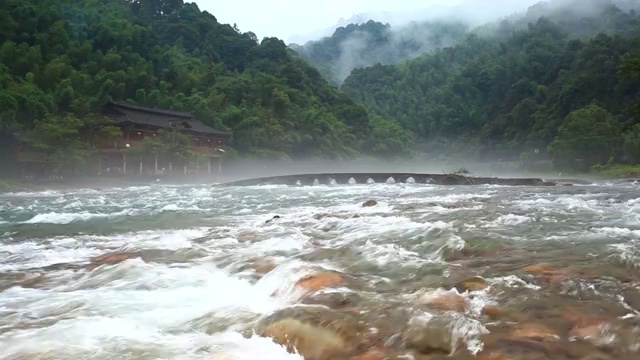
[105,101,230,137]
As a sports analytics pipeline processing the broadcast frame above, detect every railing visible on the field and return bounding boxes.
[96,139,220,156]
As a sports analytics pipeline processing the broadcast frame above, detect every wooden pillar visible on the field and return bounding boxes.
[123,153,127,175]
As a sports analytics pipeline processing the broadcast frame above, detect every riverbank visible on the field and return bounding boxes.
[590,164,640,179]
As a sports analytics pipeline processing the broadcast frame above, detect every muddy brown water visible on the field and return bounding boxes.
[0,181,640,359]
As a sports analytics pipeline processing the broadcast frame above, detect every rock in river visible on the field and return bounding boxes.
[362,200,378,207]
[257,306,365,359]
[454,276,489,292]
[295,271,346,293]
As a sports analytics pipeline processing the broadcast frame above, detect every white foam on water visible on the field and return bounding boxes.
[0,228,211,271]
[485,214,533,227]
[3,182,640,358]
[0,258,301,359]
[22,209,136,224]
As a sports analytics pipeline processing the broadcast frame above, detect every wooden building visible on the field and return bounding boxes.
[97,101,231,177]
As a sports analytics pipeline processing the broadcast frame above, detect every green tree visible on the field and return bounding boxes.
[548,104,621,171]
[27,114,120,172]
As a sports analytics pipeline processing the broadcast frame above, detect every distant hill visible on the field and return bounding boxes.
[340,0,640,170]
[291,20,470,85]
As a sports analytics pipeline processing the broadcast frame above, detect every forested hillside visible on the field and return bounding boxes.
[291,20,469,85]
[0,0,411,162]
[342,0,640,171]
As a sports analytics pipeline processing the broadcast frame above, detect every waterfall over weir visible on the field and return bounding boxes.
[218,173,557,187]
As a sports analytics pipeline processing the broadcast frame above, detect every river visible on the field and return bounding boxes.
[0,180,639,359]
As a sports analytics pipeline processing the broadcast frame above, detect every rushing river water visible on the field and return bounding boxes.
[1,181,640,359]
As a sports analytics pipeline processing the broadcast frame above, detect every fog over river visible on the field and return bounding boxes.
[1,180,640,359]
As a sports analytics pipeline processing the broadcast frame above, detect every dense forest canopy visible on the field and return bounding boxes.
[2,0,640,173]
[291,20,470,86]
[0,0,411,164]
[340,0,640,170]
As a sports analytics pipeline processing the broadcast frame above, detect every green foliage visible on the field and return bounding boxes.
[0,0,410,163]
[549,104,621,171]
[27,113,120,171]
[360,116,413,157]
[340,1,640,164]
[590,163,640,178]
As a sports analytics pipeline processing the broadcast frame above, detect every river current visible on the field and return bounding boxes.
[1,181,640,359]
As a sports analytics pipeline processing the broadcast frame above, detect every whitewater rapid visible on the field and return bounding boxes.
[0,181,639,359]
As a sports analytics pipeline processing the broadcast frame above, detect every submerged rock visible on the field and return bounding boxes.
[301,290,362,309]
[510,323,560,341]
[257,306,365,359]
[404,312,489,355]
[454,277,489,292]
[87,251,142,270]
[0,272,46,291]
[295,271,346,293]
[481,305,503,320]
[416,290,469,313]
[351,348,386,360]
[261,318,349,359]
[313,213,361,220]
[252,261,277,274]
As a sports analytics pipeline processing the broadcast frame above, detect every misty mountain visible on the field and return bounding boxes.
[286,0,539,45]
[289,1,545,85]
[340,0,640,165]
[291,0,640,86]
[290,20,469,85]
[475,0,640,38]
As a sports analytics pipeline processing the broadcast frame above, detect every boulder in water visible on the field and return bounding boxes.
[362,200,378,207]
[257,307,364,360]
[265,215,282,224]
[261,319,349,359]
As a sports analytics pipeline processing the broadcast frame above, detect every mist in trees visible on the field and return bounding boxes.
[339,0,640,171]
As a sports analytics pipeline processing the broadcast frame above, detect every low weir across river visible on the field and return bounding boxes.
[219,172,558,187]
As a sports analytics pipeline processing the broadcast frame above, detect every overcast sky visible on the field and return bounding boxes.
[198,0,542,43]
[198,0,459,42]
